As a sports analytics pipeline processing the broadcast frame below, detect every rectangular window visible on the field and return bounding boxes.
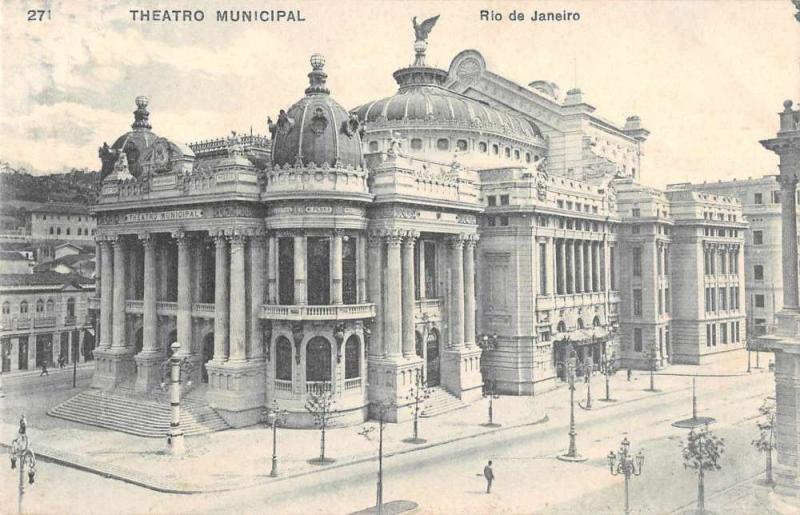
[721,323,727,344]
[755,294,765,308]
[736,321,740,342]
[538,242,548,295]
[499,216,509,226]
[753,230,763,245]
[632,225,640,234]
[730,286,736,310]
[278,237,295,305]
[610,247,617,290]
[710,288,716,312]
[720,252,727,274]
[500,194,510,206]
[704,288,710,313]
[658,289,663,315]
[487,217,496,227]
[665,287,670,313]
[633,288,643,316]
[720,288,727,310]
[487,196,497,207]
[634,328,643,352]
[657,247,663,275]
[754,265,764,281]
[712,324,717,346]
[632,247,642,277]
[424,243,437,297]
[631,208,641,218]
[773,191,781,204]
[706,324,712,347]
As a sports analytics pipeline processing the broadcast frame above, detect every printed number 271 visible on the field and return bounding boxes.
[27,10,51,21]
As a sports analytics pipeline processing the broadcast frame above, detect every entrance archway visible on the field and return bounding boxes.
[201,332,214,383]
[426,329,441,387]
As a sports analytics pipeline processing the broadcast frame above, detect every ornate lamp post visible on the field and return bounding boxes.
[9,415,36,515]
[159,341,194,455]
[600,353,617,402]
[557,341,586,462]
[607,437,644,515]
[266,399,287,477]
[582,359,593,410]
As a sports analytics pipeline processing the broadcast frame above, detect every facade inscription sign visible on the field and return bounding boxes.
[124,209,204,223]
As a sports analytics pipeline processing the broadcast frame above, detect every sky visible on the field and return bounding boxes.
[0,0,798,189]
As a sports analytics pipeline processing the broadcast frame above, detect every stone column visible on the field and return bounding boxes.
[367,232,384,357]
[250,232,266,360]
[267,233,278,304]
[293,233,307,305]
[586,242,594,292]
[111,237,127,350]
[140,233,158,353]
[228,233,247,362]
[213,233,229,361]
[357,235,367,303]
[95,240,102,299]
[174,230,193,357]
[99,239,113,348]
[332,230,344,305]
[780,174,800,311]
[568,239,576,294]
[384,231,403,357]
[594,241,601,292]
[418,241,427,299]
[576,240,584,293]
[463,235,478,348]
[548,238,557,296]
[558,239,566,295]
[192,238,205,303]
[449,235,465,349]
[401,231,418,358]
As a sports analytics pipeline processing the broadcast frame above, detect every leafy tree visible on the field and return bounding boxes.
[305,389,336,464]
[682,425,725,513]
[752,398,776,485]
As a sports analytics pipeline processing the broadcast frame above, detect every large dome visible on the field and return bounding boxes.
[352,84,542,141]
[270,55,363,169]
[101,96,158,180]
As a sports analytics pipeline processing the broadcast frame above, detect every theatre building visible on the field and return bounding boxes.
[51,20,724,433]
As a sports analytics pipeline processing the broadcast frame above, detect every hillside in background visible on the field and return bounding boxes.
[0,165,98,205]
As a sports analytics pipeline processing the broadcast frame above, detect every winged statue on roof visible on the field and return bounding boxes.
[413,15,440,42]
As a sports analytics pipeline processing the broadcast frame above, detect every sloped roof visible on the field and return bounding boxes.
[0,271,93,288]
[0,251,29,261]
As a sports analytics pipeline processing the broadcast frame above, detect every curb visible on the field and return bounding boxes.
[0,413,550,495]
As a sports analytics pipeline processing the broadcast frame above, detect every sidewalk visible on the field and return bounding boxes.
[0,349,767,494]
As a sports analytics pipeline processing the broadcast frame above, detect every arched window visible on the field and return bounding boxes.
[306,336,332,382]
[577,318,584,329]
[492,144,499,155]
[66,228,71,235]
[1,301,10,315]
[456,139,468,152]
[410,138,423,150]
[20,301,28,314]
[368,141,379,152]
[275,337,292,381]
[66,298,76,318]
[46,299,54,312]
[504,147,511,158]
[478,142,488,153]
[77,228,81,236]
[557,321,566,333]
[525,152,531,163]
[49,227,54,235]
[57,228,61,235]
[344,335,360,379]
[36,299,44,313]
[514,149,520,160]
[436,138,450,151]
[592,316,601,327]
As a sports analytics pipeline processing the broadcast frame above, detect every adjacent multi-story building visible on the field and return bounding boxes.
[665,186,747,364]
[682,176,800,339]
[614,178,673,368]
[0,271,96,373]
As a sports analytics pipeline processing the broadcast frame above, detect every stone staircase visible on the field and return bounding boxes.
[421,387,468,418]
[48,384,230,438]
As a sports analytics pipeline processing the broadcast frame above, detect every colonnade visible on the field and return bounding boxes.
[554,239,606,295]
[366,230,477,360]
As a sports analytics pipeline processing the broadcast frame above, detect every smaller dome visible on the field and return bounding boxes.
[269,55,363,169]
[100,97,157,180]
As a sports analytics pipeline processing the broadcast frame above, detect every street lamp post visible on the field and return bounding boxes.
[160,341,193,455]
[483,376,501,427]
[266,400,287,477]
[557,342,587,462]
[9,415,36,515]
[607,437,644,515]
[583,360,593,410]
[601,353,617,402]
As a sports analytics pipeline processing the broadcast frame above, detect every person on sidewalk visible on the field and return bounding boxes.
[627,367,632,381]
[40,363,49,376]
[483,460,494,493]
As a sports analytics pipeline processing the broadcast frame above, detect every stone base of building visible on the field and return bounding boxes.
[618,357,670,370]
[205,359,266,428]
[495,376,559,396]
[133,352,165,392]
[281,403,369,429]
[671,345,744,366]
[91,347,135,389]
[367,356,425,423]
[441,346,483,403]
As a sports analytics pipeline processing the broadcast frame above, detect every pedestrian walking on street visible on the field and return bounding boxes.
[40,363,49,376]
[627,367,632,381]
[483,460,494,493]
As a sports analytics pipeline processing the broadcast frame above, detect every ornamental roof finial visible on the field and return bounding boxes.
[411,15,439,66]
[305,54,330,95]
[132,96,152,131]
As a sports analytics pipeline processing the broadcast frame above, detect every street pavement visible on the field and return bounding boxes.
[0,350,781,513]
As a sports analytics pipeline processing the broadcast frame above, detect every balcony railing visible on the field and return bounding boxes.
[344,377,362,391]
[157,302,177,315]
[125,300,143,314]
[306,381,332,395]
[64,316,76,326]
[260,303,375,321]
[275,379,293,392]
[34,316,57,328]
[192,303,216,318]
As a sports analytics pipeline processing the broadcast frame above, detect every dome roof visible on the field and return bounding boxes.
[101,96,158,180]
[270,55,363,169]
[352,85,542,141]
